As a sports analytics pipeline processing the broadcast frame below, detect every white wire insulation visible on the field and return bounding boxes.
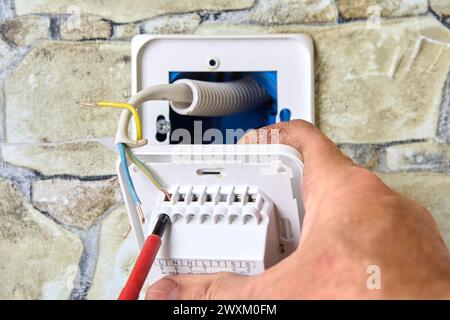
[115,78,268,146]
[115,84,192,146]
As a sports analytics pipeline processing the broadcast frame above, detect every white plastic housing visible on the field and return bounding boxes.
[131,34,315,145]
[117,144,305,283]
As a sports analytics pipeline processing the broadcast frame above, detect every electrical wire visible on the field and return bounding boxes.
[82,101,146,222]
[95,101,170,199]
[97,101,144,142]
[118,143,140,204]
[118,214,171,300]
[114,78,266,145]
[118,143,145,223]
[124,145,171,200]
[83,100,170,208]
[81,101,144,143]
[115,84,193,146]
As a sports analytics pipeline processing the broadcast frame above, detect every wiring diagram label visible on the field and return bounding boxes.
[154,259,258,275]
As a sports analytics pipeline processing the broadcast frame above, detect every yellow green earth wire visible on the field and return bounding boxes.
[92,100,170,199]
[124,145,168,193]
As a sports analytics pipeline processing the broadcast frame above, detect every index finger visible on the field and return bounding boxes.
[238,120,355,204]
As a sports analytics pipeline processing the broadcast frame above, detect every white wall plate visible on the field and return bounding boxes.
[131,34,315,146]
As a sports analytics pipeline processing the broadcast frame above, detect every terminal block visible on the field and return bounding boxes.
[147,186,280,282]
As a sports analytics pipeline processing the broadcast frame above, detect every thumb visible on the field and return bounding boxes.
[146,273,255,300]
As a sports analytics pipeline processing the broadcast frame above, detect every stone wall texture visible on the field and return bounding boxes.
[0,0,449,299]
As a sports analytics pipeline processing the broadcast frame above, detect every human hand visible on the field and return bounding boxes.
[146,120,450,299]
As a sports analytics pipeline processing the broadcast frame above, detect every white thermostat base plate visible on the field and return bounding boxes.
[131,34,314,145]
[117,144,305,283]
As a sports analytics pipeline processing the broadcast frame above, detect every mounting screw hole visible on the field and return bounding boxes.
[277,166,286,173]
[207,57,219,69]
[155,115,169,142]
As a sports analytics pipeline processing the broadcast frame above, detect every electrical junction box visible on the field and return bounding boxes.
[118,35,314,284]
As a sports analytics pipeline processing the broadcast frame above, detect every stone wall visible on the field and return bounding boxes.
[0,0,449,300]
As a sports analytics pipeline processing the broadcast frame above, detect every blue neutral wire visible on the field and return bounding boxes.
[118,143,140,204]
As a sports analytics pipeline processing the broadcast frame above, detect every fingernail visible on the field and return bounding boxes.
[146,278,180,300]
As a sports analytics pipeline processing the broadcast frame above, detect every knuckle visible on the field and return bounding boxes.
[203,280,223,299]
[345,166,382,186]
[204,273,249,299]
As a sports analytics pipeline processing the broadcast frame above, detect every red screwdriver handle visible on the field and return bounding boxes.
[118,234,161,300]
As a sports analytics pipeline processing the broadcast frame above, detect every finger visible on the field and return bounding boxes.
[146,273,256,300]
[238,120,355,204]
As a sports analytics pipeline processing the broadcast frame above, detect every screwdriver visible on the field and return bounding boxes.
[118,214,171,300]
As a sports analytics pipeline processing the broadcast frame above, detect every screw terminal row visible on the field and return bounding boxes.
[152,187,273,226]
[164,186,258,206]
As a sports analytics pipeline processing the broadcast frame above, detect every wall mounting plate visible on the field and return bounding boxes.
[131,34,315,146]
